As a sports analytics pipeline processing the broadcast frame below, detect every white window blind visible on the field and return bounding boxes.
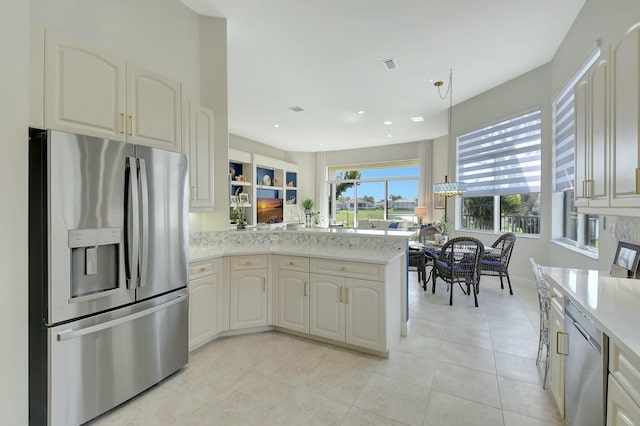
[554,47,601,191]
[458,109,541,196]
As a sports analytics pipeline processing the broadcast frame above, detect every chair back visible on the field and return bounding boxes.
[418,226,438,244]
[492,232,516,266]
[435,237,485,283]
[530,257,550,309]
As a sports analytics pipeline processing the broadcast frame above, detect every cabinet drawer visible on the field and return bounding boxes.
[310,259,384,281]
[610,341,640,407]
[278,255,309,272]
[230,254,269,271]
[189,258,217,279]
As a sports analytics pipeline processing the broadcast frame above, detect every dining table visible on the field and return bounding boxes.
[408,240,500,289]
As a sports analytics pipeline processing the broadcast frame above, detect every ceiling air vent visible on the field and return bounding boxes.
[288,106,304,112]
[382,58,398,71]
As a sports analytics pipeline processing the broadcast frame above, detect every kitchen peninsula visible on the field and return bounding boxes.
[188,228,412,357]
[543,267,640,424]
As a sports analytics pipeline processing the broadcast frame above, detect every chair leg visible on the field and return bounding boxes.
[432,270,437,294]
[499,275,504,290]
[543,337,550,389]
[449,281,453,305]
[472,283,478,307]
[506,273,513,295]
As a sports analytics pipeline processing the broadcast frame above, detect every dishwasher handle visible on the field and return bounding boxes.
[569,317,601,353]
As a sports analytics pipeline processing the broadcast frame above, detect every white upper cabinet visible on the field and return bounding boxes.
[574,56,609,207]
[126,62,181,151]
[43,28,182,151]
[611,26,640,207]
[185,102,215,211]
[45,29,126,141]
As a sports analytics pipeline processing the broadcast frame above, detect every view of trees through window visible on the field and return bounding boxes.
[327,165,419,227]
[461,193,541,234]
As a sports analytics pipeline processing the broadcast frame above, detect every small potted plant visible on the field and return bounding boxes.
[436,216,450,243]
[302,198,315,227]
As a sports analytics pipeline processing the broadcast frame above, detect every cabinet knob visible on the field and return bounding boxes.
[246,261,251,265]
[199,267,206,272]
[289,261,294,266]
[120,112,125,134]
[340,266,346,272]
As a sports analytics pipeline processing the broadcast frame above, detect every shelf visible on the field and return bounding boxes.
[256,184,283,190]
[285,186,297,190]
[230,203,252,208]
[230,181,252,186]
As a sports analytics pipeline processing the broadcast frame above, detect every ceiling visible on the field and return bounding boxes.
[180,0,585,152]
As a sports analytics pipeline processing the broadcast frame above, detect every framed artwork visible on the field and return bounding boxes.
[434,193,446,210]
[239,193,250,204]
[230,195,238,205]
[612,242,640,277]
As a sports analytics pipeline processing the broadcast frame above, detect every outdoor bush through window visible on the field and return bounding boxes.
[458,109,542,235]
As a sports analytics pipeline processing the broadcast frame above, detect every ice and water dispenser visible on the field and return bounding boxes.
[69,228,121,298]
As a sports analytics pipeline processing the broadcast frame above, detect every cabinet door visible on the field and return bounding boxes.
[549,297,565,417]
[45,29,126,141]
[278,270,309,333]
[611,27,640,207]
[188,274,218,351]
[126,62,182,152]
[186,103,215,211]
[345,278,386,352]
[309,273,345,342]
[229,269,268,330]
[608,375,640,426]
[589,57,609,206]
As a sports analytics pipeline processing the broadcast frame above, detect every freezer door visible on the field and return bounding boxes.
[44,130,136,325]
[134,145,188,300]
[47,291,188,426]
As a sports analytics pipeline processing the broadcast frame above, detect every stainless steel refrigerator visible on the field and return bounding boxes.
[29,129,189,426]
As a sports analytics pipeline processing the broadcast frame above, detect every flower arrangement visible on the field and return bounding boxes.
[436,216,450,236]
[231,188,247,229]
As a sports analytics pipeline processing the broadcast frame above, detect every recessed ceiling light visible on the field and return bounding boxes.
[273,124,280,128]
[387,134,392,138]
[289,106,304,112]
[357,110,365,115]
[383,121,392,125]
[410,116,424,122]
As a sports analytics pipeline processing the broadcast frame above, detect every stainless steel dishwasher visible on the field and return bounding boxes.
[564,298,608,426]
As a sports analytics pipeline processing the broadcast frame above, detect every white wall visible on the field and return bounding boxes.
[1,0,29,423]
[194,16,230,232]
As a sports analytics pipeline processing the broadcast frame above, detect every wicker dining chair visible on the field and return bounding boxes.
[530,257,550,389]
[432,237,484,307]
[408,249,427,288]
[480,232,516,295]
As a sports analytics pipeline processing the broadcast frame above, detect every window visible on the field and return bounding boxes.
[458,109,542,235]
[327,163,419,228]
[553,47,601,251]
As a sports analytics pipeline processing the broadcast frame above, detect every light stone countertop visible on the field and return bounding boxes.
[190,244,406,264]
[543,266,640,366]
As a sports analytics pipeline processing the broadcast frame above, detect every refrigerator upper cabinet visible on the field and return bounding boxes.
[134,145,189,300]
[46,131,136,324]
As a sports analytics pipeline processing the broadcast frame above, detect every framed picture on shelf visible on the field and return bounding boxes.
[434,193,446,210]
[230,195,238,205]
[239,193,250,204]
[612,241,640,278]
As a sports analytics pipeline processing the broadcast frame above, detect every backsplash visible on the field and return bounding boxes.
[190,230,407,253]
[615,216,640,244]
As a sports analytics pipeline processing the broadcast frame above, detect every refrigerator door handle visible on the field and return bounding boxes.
[56,294,187,341]
[138,158,149,288]
[125,157,140,288]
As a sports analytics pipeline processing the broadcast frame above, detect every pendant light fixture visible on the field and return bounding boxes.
[433,69,466,220]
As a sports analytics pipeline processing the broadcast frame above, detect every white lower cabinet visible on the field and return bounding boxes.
[608,375,640,425]
[278,269,309,334]
[229,256,269,330]
[188,259,218,351]
[309,273,386,352]
[549,293,565,417]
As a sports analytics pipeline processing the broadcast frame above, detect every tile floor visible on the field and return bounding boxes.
[90,273,562,426]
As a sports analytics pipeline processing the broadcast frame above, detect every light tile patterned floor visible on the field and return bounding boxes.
[90,273,562,426]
